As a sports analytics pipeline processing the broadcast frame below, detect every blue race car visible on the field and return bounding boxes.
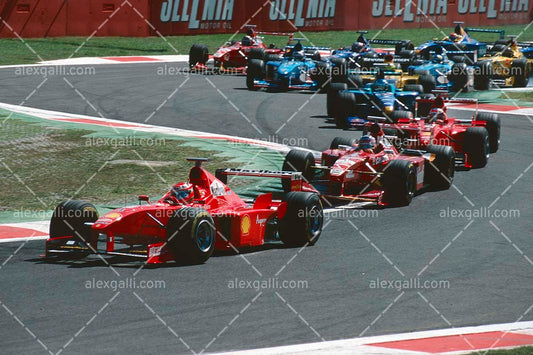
[246,40,331,92]
[407,52,475,92]
[332,76,422,129]
[416,22,503,61]
[329,31,415,82]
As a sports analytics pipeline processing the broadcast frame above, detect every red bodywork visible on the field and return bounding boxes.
[305,140,428,206]
[46,164,303,264]
[191,31,293,74]
[378,97,487,168]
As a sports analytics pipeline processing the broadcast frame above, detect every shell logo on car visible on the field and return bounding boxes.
[241,215,251,235]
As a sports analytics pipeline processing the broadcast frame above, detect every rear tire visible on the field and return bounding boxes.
[383,160,417,206]
[419,75,436,93]
[403,84,424,93]
[282,150,315,192]
[330,136,356,149]
[425,145,455,189]
[330,57,348,83]
[279,192,323,247]
[248,48,265,60]
[167,208,215,264]
[511,59,528,88]
[389,110,413,123]
[450,63,470,92]
[476,113,500,153]
[465,127,490,168]
[346,74,363,89]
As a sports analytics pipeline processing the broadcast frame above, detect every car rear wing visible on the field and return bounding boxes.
[516,41,533,48]
[215,168,304,191]
[446,50,478,63]
[465,27,505,40]
[367,39,410,47]
[257,31,294,44]
[361,57,412,66]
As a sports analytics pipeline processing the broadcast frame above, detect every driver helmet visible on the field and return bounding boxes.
[293,49,305,60]
[428,108,446,123]
[242,35,253,47]
[358,135,376,151]
[170,182,194,204]
[373,79,389,92]
[449,32,463,43]
[351,42,365,53]
[369,123,384,138]
[432,54,444,63]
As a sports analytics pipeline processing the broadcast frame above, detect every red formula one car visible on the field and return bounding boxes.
[189,26,293,74]
[375,96,501,168]
[282,136,455,207]
[45,159,323,265]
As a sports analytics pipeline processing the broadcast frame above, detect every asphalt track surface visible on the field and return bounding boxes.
[0,63,532,354]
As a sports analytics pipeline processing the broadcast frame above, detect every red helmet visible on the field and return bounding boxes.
[170,182,194,204]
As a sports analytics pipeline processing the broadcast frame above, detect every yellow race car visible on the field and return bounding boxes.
[474,39,529,89]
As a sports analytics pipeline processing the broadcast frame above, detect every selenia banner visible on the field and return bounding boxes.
[0,0,531,38]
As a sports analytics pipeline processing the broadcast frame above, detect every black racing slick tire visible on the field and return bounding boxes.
[389,110,413,123]
[465,127,490,168]
[330,136,356,149]
[248,48,265,60]
[476,112,501,153]
[383,160,417,206]
[425,145,455,189]
[474,61,491,91]
[167,207,216,264]
[511,59,528,88]
[327,83,348,117]
[189,44,209,67]
[403,84,424,94]
[282,150,316,193]
[247,59,264,90]
[279,192,323,247]
[50,200,99,242]
[419,75,437,93]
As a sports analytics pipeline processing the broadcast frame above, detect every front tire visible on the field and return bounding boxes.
[327,83,348,117]
[50,200,98,242]
[247,59,264,90]
[167,208,216,264]
[383,160,417,206]
[189,44,209,67]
